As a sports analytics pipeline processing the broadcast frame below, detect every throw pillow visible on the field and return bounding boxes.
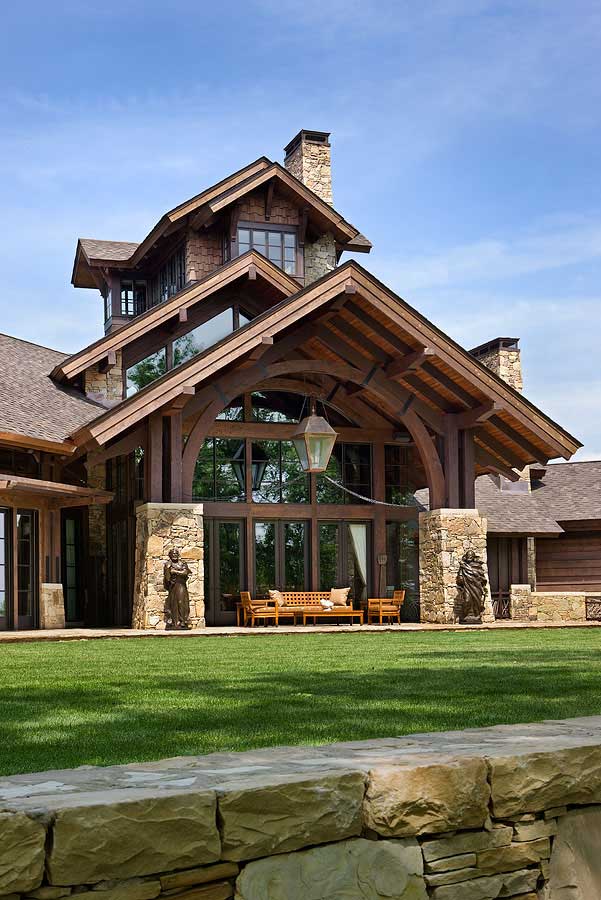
[330,587,350,607]
[320,598,335,609]
[268,589,285,607]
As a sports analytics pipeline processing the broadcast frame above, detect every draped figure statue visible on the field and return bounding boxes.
[163,548,191,628]
[456,550,487,624]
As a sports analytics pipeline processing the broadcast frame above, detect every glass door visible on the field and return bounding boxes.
[17,509,38,629]
[62,510,84,623]
[0,509,9,630]
[254,520,309,597]
[319,521,371,605]
[204,520,245,626]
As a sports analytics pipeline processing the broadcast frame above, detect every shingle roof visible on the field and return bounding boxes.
[0,334,104,444]
[416,461,601,534]
[530,461,601,523]
[79,239,139,262]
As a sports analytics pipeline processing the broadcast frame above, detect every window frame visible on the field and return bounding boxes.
[234,221,303,278]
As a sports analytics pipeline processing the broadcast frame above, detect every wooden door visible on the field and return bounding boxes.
[0,508,10,630]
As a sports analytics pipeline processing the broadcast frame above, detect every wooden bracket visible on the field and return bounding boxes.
[385,347,434,380]
[299,207,309,247]
[190,206,214,231]
[452,401,501,430]
[162,385,195,416]
[248,264,257,281]
[98,350,117,374]
[230,202,242,243]
[247,335,274,361]
[344,282,356,294]
[169,307,188,332]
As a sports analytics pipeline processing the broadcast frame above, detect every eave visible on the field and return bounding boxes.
[0,430,78,456]
[68,260,581,472]
[0,473,113,509]
[54,251,300,383]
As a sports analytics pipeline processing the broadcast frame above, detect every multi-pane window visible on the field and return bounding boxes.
[252,440,309,503]
[104,289,112,322]
[238,227,297,275]
[120,281,147,317]
[384,446,412,504]
[149,245,186,306]
[316,444,372,504]
[192,438,246,502]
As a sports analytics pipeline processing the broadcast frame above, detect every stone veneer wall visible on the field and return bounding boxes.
[132,502,204,630]
[38,583,65,629]
[83,351,123,405]
[419,509,495,624]
[510,584,586,622]
[4,717,601,899]
[476,346,523,394]
[304,232,337,283]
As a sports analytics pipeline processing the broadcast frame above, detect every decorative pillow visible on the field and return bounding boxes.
[330,587,350,607]
[320,598,335,609]
[268,589,286,607]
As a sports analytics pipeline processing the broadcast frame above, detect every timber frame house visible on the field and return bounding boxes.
[0,129,588,630]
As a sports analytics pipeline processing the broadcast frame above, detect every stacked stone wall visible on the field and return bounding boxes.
[419,509,495,624]
[304,232,337,283]
[510,584,586,622]
[4,717,601,898]
[477,347,523,393]
[84,351,123,405]
[132,502,204,630]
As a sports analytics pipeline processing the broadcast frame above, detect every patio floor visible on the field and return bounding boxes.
[0,619,599,643]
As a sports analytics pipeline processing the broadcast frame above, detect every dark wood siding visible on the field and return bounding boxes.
[536,530,601,592]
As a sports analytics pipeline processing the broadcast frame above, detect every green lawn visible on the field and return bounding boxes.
[2,629,601,776]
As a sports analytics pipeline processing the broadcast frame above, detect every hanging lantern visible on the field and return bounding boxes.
[231,442,270,492]
[291,400,338,473]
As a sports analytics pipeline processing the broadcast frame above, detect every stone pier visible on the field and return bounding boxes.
[132,502,205,630]
[419,508,495,624]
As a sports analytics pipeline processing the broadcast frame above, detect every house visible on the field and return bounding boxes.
[0,129,589,631]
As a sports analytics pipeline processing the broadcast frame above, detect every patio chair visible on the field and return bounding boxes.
[240,591,278,627]
[367,591,406,625]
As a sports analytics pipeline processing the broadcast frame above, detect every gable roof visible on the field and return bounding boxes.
[0,334,104,451]
[72,157,370,288]
[55,251,299,382]
[69,260,581,471]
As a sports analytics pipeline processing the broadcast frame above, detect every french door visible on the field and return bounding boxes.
[0,509,9,630]
[62,510,84,623]
[318,521,371,605]
[204,519,245,626]
[254,520,309,596]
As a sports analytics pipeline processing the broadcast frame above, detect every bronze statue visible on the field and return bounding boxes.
[163,548,191,628]
[456,550,488,624]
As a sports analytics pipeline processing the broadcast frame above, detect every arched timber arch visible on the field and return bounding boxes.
[181,359,446,507]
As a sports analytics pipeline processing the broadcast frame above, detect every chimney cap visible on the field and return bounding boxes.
[470,337,520,357]
[284,129,331,156]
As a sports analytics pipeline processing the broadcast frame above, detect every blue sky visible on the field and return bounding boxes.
[1,0,600,457]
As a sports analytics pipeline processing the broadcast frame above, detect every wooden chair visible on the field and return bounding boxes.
[367,591,406,624]
[240,591,278,627]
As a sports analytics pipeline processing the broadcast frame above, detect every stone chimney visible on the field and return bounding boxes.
[284,130,333,205]
[470,337,523,393]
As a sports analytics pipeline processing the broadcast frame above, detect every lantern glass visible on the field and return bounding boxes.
[231,442,269,492]
[291,413,338,473]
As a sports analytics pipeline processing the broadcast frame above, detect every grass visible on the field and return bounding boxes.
[1,629,601,776]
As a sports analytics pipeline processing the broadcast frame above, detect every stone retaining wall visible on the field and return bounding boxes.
[4,717,601,898]
[510,584,586,622]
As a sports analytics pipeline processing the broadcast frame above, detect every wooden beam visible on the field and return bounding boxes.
[451,402,502,430]
[247,335,274,361]
[475,431,526,470]
[169,307,189,333]
[147,412,163,503]
[229,201,242,242]
[190,206,214,231]
[299,207,309,247]
[386,348,434,380]
[168,412,183,503]
[475,446,521,482]
[162,385,195,417]
[460,429,476,507]
[444,419,460,508]
[265,181,274,221]
[86,425,146,466]
[489,415,549,463]
[98,350,117,374]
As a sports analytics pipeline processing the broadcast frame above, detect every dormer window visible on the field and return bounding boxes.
[236,225,299,276]
[120,280,147,317]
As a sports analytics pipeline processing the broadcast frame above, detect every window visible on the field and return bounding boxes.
[192,438,246,502]
[173,309,233,367]
[316,444,372,504]
[254,520,309,595]
[120,280,147,317]
[126,348,167,397]
[386,521,419,621]
[238,227,297,275]
[104,289,112,322]
[319,522,370,603]
[385,446,413,504]
[252,440,309,503]
[149,245,186,306]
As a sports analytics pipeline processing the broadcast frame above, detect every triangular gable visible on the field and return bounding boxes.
[54,251,299,382]
[71,260,581,470]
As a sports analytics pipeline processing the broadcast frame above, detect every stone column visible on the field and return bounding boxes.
[39,583,66,629]
[418,509,495,624]
[132,503,204,630]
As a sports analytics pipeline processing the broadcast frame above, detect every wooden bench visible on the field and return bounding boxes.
[238,591,363,626]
